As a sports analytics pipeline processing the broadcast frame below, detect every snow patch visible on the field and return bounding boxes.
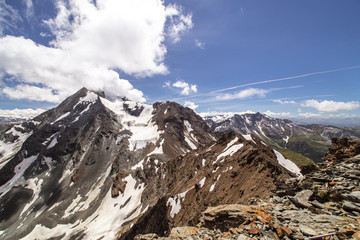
[209,174,221,192]
[101,97,163,151]
[184,136,197,150]
[215,137,244,163]
[131,159,145,170]
[167,187,194,218]
[74,91,98,109]
[148,139,164,155]
[0,155,38,196]
[54,112,70,123]
[47,136,58,149]
[198,177,206,188]
[20,178,43,218]
[242,134,256,144]
[274,150,302,177]
[0,126,32,169]
[202,159,206,167]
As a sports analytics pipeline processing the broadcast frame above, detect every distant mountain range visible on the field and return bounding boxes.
[0,117,26,124]
[203,113,360,164]
[290,117,360,128]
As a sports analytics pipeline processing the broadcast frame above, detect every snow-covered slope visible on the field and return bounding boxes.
[0,88,217,240]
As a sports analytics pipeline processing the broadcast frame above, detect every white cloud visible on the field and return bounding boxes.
[301,99,360,113]
[0,0,192,103]
[184,101,198,110]
[216,88,268,101]
[2,85,69,103]
[273,99,296,104]
[195,39,205,49]
[298,112,322,118]
[0,108,46,119]
[23,0,34,21]
[166,5,193,43]
[198,110,255,118]
[0,0,21,35]
[163,81,171,88]
[172,80,198,95]
[263,110,291,117]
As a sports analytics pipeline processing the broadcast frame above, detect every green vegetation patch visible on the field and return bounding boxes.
[276,148,315,169]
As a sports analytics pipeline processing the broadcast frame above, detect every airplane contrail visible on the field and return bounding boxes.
[211,65,360,93]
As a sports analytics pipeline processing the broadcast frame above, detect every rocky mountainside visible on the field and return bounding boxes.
[0,88,218,240]
[123,132,300,239]
[136,138,360,240]
[204,112,360,163]
[0,88,305,240]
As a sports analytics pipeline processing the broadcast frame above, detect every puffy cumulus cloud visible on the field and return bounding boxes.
[301,100,360,113]
[172,80,197,95]
[0,0,193,103]
[298,112,322,118]
[0,108,46,119]
[216,88,268,101]
[263,110,291,117]
[2,85,69,103]
[184,101,198,110]
[273,99,296,104]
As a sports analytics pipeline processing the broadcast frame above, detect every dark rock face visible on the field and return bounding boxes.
[152,101,217,158]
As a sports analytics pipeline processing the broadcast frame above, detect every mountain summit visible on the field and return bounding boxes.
[0,88,301,240]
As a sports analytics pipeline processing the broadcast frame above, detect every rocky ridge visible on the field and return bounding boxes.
[121,132,297,239]
[135,138,360,240]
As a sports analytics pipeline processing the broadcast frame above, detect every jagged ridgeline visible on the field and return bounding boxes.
[0,88,316,239]
[204,113,360,164]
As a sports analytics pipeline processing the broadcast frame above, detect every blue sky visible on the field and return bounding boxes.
[0,0,360,121]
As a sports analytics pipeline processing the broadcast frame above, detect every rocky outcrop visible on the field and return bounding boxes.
[323,137,360,162]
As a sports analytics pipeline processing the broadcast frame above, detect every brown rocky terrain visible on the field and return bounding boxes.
[123,132,295,239]
[135,138,360,240]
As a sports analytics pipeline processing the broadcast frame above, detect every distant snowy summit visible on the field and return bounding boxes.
[203,112,360,163]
